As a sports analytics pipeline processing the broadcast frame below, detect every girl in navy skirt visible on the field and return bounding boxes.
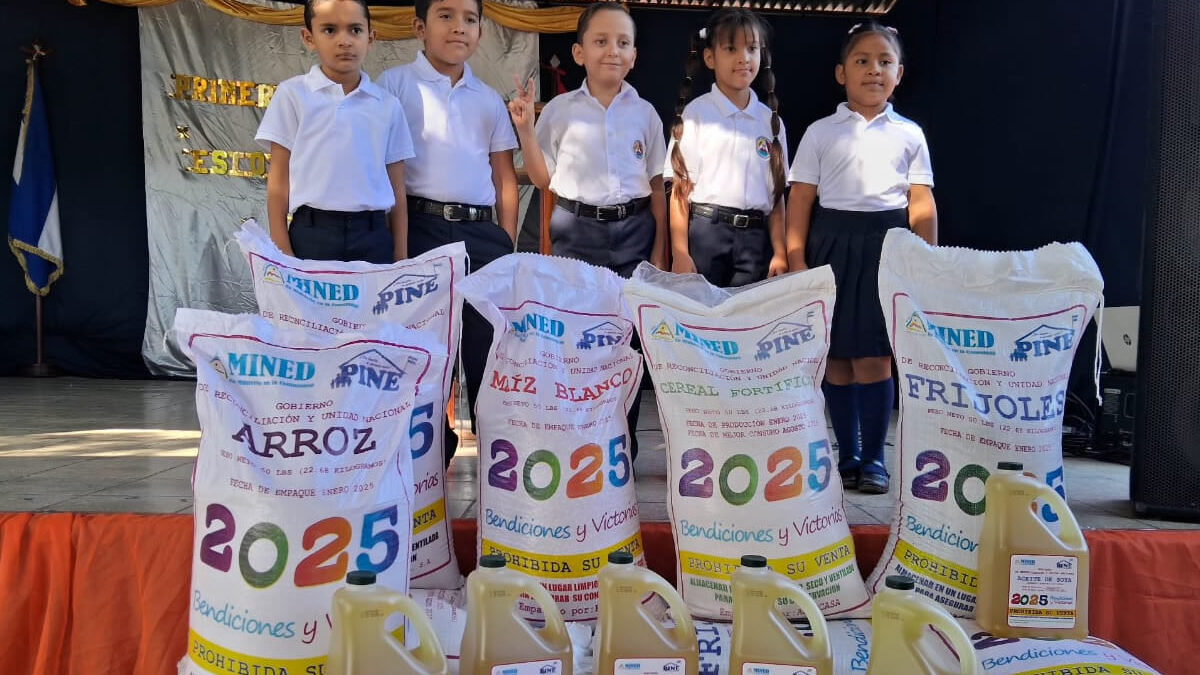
[785,21,938,493]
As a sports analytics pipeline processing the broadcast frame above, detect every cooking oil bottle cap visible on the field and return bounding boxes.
[608,551,634,564]
[479,555,507,568]
[740,555,767,568]
[346,570,376,585]
[885,575,916,590]
[997,461,1024,470]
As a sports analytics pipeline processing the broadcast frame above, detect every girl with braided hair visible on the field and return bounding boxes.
[664,8,788,288]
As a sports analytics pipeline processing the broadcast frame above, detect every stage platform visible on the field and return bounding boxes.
[0,377,1192,530]
[1,377,1199,674]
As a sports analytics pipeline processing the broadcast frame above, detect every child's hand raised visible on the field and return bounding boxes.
[506,74,536,133]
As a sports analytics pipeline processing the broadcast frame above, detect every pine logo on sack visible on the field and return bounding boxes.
[224,352,316,387]
[754,317,816,361]
[262,264,284,285]
[648,320,739,359]
[331,349,419,390]
[577,321,625,349]
[373,273,438,315]
[1010,322,1077,362]
[510,311,565,344]
[906,312,997,356]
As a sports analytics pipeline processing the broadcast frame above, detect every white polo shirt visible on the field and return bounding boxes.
[788,102,934,211]
[663,85,788,214]
[535,81,665,206]
[255,65,414,213]
[378,52,518,206]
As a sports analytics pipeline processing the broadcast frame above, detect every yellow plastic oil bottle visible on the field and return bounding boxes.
[595,550,699,675]
[326,570,449,675]
[459,555,574,675]
[976,461,1090,639]
[866,575,978,675]
[730,554,832,675]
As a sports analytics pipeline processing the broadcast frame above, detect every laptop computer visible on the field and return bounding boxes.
[1101,306,1139,372]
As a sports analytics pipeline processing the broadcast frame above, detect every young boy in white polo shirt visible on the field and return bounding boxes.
[379,0,520,460]
[508,1,666,461]
[256,0,414,263]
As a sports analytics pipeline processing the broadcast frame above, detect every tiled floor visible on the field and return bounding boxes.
[0,377,1193,529]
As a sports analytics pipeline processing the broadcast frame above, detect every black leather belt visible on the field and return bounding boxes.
[293,205,386,222]
[691,202,767,229]
[408,196,493,222]
[556,196,650,222]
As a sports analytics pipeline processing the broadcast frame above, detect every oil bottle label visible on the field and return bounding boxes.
[490,658,563,675]
[614,657,688,673]
[1007,554,1079,628]
[742,663,818,674]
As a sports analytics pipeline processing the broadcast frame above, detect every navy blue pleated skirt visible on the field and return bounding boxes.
[805,206,907,359]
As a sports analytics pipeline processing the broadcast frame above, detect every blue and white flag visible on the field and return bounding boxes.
[8,56,61,296]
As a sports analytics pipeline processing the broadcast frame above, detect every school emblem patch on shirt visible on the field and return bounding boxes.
[632,139,645,160]
[755,136,771,159]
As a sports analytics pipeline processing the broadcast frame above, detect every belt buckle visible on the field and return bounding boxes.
[442,204,463,222]
[730,213,751,228]
[598,203,626,221]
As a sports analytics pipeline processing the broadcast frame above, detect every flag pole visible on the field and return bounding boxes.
[18,39,58,378]
[23,295,56,377]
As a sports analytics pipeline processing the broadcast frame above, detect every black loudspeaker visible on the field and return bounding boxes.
[1130,0,1200,520]
[1097,371,1135,461]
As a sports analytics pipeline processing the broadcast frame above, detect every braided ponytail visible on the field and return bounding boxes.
[760,44,785,206]
[669,29,706,203]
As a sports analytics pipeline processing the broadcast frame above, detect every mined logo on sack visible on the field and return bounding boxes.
[648,320,739,359]
[209,358,229,379]
[1010,323,1076,362]
[224,351,316,387]
[331,349,419,390]
[262,264,284,285]
[753,318,815,360]
[510,311,565,344]
[577,321,625,349]
[373,273,438,314]
[281,271,360,308]
[905,312,996,356]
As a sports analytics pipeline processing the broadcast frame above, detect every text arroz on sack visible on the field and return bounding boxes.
[173,309,440,674]
[237,220,466,589]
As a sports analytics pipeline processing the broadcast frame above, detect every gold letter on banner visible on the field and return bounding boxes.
[170,73,277,108]
[184,148,269,179]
